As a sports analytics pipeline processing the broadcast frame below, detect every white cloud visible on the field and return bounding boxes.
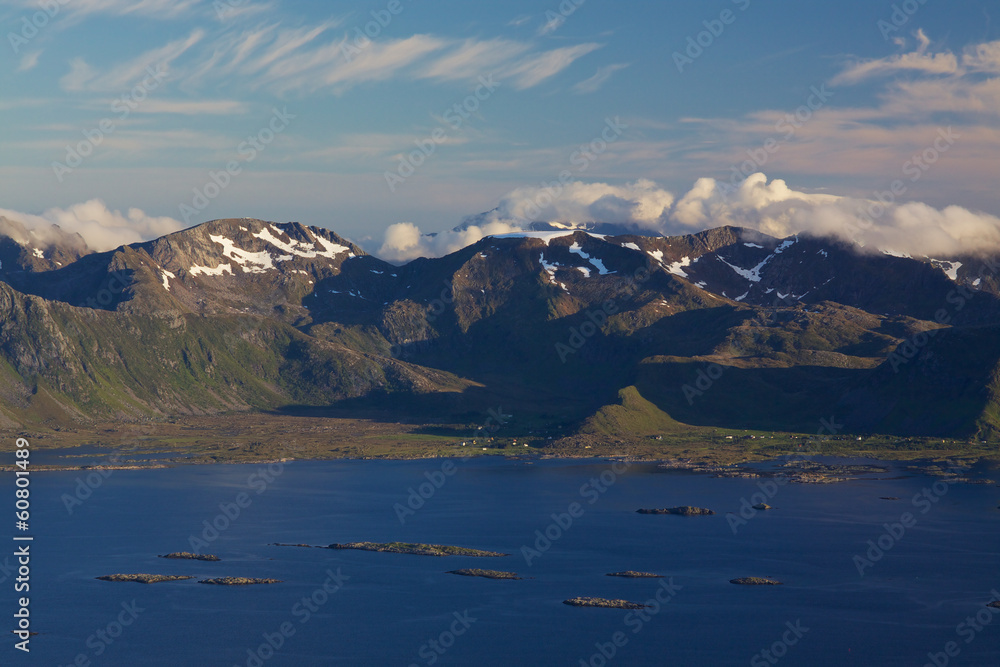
[502,43,602,89]
[573,63,628,94]
[420,39,531,82]
[377,220,523,263]
[537,13,565,37]
[60,29,204,92]
[667,173,1000,257]
[963,39,1000,73]
[479,179,675,229]
[832,29,959,85]
[376,173,1000,261]
[130,99,249,115]
[1,0,200,19]
[17,51,40,72]
[0,200,184,252]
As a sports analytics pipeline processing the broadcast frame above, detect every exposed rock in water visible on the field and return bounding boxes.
[328,542,508,557]
[159,552,220,561]
[879,497,900,501]
[988,601,1000,609]
[606,571,662,578]
[198,577,282,585]
[447,569,522,580]
[752,503,772,510]
[563,597,650,610]
[97,574,194,584]
[636,506,715,516]
[730,577,783,585]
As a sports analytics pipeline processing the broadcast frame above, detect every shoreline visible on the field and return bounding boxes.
[1,449,995,478]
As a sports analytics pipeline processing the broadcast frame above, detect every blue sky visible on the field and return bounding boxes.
[1,0,999,258]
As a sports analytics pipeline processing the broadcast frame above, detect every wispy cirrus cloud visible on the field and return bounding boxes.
[832,29,959,85]
[0,0,201,19]
[58,19,601,96]
[573,63,629,94]
[60,28,204,92]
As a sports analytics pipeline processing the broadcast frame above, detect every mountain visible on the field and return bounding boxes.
[2,217,999,445]
[0,216,92,275]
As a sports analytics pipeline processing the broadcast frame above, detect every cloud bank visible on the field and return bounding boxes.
[0,200,184,252]
[377,174,1000,262]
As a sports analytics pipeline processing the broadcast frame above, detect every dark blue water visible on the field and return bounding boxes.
[3,458,999,666]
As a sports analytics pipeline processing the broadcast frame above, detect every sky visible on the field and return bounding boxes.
[1,0,999,260]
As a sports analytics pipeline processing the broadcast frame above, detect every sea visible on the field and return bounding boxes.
[3,456,999,666]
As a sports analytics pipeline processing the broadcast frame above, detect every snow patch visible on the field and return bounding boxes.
[744,243,763,249]
[490,231,604,244]
[569,241,615,275]
[253,226,350,259]
[817,249,828,257]
[208,234,274,273]
[577,266,591,278]
[621,242,641,251]
[189,263,233,277]
[931,260,963,281]
[32,248,43,259]
[160,269,176,291]
[666,256,691,278]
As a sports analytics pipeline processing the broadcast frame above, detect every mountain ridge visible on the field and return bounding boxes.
[2,216,999,449]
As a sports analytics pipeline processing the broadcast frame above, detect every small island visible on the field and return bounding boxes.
[564,597,650,610]
[730,577,783,586]
[97,574,194,584]
[752,503,772,510]
[606,571,663,578]
[988,601,1000,609]
[328,542,508,557]
[158,552,220,562]
[637,506,715,516]
[198,577,282,585]
[447,569,522,580]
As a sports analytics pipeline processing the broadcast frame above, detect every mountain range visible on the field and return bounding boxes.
[2,215,999,446]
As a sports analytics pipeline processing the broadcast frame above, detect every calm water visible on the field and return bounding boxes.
[3,457,1000,666]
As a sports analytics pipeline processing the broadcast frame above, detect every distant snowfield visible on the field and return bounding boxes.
[489,231,606,244]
